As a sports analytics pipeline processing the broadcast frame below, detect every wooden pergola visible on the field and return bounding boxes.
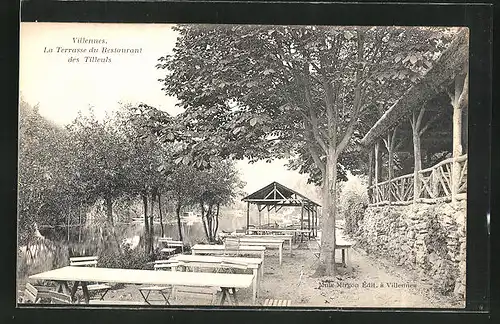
[241,181,321,237]
[360,28,469,206]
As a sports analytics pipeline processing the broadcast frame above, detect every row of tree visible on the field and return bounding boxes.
[18,99,244,255]
[141,25,459,276]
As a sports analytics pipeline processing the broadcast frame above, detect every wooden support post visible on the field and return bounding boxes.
[410,107,425,203]
[316,208,319,236]
[374,141,380,203]
[246,202,250,231]
[267,207,270,226]
[300,203,304,230]
[311,207,315,236]
[316,208,318,237]
[259,205,262,227]
[383,128,397,205]
[450,73,468,203]
[368,149,373,203]
[307,206,311,232]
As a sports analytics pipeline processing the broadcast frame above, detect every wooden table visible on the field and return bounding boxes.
[335,240,354,267]
[170,255,263,304]
[243,234,293,256]
[314,238,354,267]
[247,228,297,235]
[248,228,313,242]
[29,266,254,306]
[235,238,285,265]
[191,244,266,260]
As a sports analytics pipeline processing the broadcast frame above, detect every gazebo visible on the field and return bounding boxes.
[241,181,321,237]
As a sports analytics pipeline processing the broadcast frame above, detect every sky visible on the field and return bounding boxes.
[19,22,318,198]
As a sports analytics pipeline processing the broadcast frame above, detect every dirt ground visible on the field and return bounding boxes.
[96,241,463,308]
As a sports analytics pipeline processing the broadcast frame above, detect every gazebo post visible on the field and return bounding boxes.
[300,203,304,230]
[311,206,315,237]
[315,207,318,237]
[307,205,311,240]
[258,204,261,227]
[267,205,270,226]
[314,207,317,237]
[246,201,250,232]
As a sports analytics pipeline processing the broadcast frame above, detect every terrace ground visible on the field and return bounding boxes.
[98,241,461,308]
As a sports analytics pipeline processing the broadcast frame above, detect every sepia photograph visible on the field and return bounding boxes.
[17,22,469,309]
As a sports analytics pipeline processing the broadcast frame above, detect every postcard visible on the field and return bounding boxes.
[17,22,470,309]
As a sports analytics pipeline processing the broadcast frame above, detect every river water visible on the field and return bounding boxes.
[123,215,249,249]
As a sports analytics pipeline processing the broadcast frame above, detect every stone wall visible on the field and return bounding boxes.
[355,201,466,298]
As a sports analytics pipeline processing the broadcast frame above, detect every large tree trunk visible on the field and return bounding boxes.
[175,203,184,242]
[149,193,155,255]
[214,203,220,239]
[206,204,214,242]
[315,149,338,276]
[105,196,113,225]
[142,194,149,254]
[200,202,210,242]
[158,193,164,237]
[102,196,123,256]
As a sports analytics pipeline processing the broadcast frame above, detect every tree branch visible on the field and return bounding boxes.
[457,72,469,110]
[391,125,398,151]
[336,29,366,155]
[306,139,326,177]
[416,104,426,130]
[419,113,438,136]
[302,69,328,154]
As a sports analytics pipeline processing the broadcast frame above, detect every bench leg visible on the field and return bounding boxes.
[279,245,282,266]
[160,289,171,305]
[55,281,70,294]
[139,289,151,304]
[289,239,292,257]
[100,288,110,300]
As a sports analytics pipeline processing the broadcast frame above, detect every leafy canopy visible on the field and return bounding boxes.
[156,25,455,184]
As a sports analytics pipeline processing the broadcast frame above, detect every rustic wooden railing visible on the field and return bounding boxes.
[368,154,467,206]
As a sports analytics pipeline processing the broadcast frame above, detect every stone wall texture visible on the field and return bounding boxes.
[355,201,466,298]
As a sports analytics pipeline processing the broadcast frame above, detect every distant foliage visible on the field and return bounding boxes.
[339,175,369,235]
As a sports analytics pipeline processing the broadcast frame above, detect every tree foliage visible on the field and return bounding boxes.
[18,98,246,257]
[156,25,456,275]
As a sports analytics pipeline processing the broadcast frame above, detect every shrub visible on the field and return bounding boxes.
[98,243,152,270]
[339,175,368,235]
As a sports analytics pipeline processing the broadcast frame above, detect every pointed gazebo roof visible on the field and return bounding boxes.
[241,182,320,236]
[241,181,321,207]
